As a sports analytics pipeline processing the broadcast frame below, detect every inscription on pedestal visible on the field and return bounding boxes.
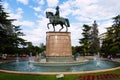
[46,32,72,58]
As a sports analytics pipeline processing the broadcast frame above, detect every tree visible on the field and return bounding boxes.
[101,15,120,57]
[0,0,26,55]
[79,24,91,55]
[39,43,46,53]
[23,42,46,56]
[110,15,120,56]
[72,46,80,55]
[0,1,14,54]
[90,20,100,55]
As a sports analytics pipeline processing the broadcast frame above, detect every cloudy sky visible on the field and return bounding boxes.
[2,0,120,46]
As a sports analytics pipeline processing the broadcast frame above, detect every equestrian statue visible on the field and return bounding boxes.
[46,6,70,32]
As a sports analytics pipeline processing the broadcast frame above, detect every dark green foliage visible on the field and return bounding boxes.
[89,21,100,55]
[79,24,91,55]
[72,46,83,55]
[0,0,26,55]
[101,15,120,57]
[79,22,100,56]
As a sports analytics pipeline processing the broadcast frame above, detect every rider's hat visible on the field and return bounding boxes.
[56,6,59,10]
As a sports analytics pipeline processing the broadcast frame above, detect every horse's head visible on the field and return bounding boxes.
[46,12,54,18]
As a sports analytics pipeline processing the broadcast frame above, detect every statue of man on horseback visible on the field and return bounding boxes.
[46,6,70,32]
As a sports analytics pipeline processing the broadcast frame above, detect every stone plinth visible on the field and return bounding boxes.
[46,32,73,62]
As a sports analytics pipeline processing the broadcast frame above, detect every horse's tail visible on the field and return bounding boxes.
[65,18,70,27]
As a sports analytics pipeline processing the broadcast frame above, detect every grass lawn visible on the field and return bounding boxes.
[0,69,120,80]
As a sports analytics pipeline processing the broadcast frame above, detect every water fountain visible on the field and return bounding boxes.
[27,52,35,71]
[28,52,32,62]
[93,53,100,66]
[16,53,19,63]
[0,59,120,72]
[27,61,34,71]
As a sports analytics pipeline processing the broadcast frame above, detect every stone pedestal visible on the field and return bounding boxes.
[46,32,73,62]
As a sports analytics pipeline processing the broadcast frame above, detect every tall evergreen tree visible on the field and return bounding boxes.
[0,0,26,54]
[0,0,14,53]
[90,20,100,55]
[79,24,91,55]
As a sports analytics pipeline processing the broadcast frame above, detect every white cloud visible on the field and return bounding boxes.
[38,0,45,5]
[2,2,12,13]
[3,3,23,20]
[46,0,59,7]
[8,8,23,20]
[34,13,43,19]
[74,16,91,23]
[69,23,83,46]
[81,5,114,20]
[33,6,41,12]
[73,0,98,8]
[21,17,48,45]
[60,0,119,22]
[33,0,45,5]
[3,2,9,9]
[17,0,29,5]
[13,20,35,28]
[45,8,55,13]
[98,20,113,35]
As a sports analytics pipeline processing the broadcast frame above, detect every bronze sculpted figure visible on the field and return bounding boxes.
[55,6,60,17]
[46,6,70,32]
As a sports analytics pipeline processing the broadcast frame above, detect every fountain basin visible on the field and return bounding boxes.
[32,60,88,66]
[0,60,120,73]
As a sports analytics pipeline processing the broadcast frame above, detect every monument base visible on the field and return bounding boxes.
[46,32,73,62]
[46,56,74,62]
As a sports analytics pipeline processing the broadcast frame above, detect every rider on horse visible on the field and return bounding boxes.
[55,6,60,17]
[46,6,70,32]
[54,6,60,23]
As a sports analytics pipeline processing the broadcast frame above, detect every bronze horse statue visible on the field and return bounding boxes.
[46,12,70,32]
